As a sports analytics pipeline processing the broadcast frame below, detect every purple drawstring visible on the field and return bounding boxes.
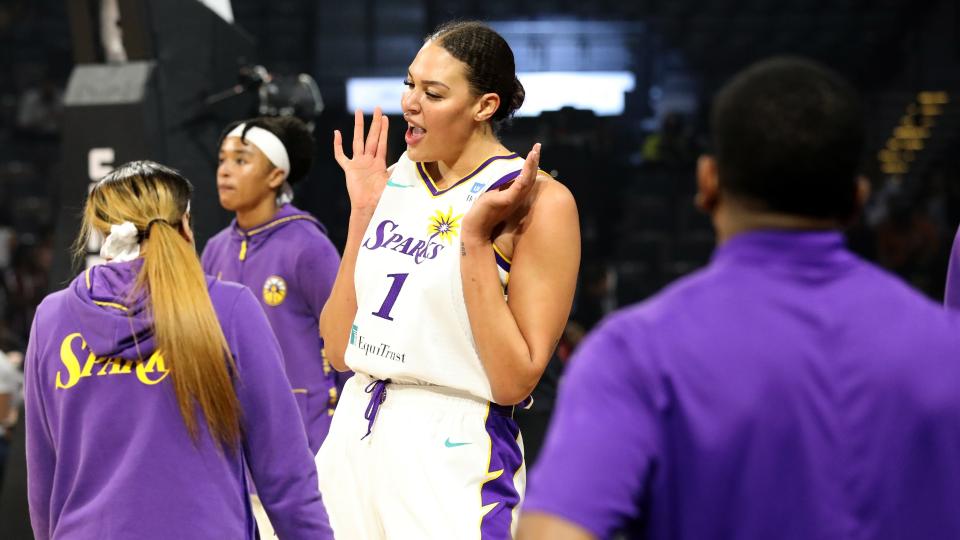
[361,379,389,440]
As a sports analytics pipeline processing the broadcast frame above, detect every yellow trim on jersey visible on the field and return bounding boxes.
[292,388,308,394]
[86,269,130,311]
[416,154,523,199]
[477,403,505,530]
[509,431,525,534]
[93,301,129,311]
[493,244,511,295]
[415,166,453,199]
[237,214,320,261]
[492,243,512,265]
[247,214,320,236]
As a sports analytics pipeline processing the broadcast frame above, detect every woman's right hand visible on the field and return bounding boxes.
[333,107,390,214]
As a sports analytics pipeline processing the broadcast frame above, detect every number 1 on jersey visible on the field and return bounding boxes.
[372,273,409,321]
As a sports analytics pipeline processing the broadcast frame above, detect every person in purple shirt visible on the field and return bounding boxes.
[519,58,960,540]
[201,115,343,455]
[944,228,960,308]
[25,161,330,539]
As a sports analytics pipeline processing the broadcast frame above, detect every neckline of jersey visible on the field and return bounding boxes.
[415,153,521,197]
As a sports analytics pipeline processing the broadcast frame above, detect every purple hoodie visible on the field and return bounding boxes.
[25,259,331,540]
[202,204,343,453]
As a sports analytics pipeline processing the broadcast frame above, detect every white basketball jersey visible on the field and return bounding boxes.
[347,151,523,402]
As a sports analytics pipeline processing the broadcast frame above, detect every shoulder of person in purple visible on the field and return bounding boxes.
[34,284,72,319]
[209,281,292,384]
[202,224,236,250]
[524,311,660,538]
[239,206,332,259]
[525,247,960,538]
[945,223,960,309]
[272,207,331,240]
[256,207,341,311]
[26,287,73,359]
[213,282,332,537]
[292,228,340,309]
[205,278,287,352]
[293,212,330,237]
[275,218,334,256]
[199,224,239,274]
[205,276,248,312]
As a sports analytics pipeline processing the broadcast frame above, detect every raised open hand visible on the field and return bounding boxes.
[333,107,390,213]
[462,143,541,240]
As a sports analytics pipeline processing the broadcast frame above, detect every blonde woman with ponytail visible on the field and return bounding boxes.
[23,161,331,540]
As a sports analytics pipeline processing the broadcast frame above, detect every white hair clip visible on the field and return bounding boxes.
[99,221,141,262]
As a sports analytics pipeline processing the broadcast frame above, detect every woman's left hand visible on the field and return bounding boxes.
[462,143,540,242]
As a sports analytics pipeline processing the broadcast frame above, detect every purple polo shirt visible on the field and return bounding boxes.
[526,230,960,539]
[25,259,330,539]
[202,204,341,453]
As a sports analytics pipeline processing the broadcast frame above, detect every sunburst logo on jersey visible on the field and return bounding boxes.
[426,206,464,244]
[262,275,287,306]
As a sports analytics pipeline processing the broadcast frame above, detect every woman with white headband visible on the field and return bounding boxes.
[202,116,343,462]
[24,161,330,539]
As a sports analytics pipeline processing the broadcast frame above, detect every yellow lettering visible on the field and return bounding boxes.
[55,333,86,389]
[109,359,134,374]
[97,358,116,376]
[136,351,170,385]
[57,333,167,388]
[79,352,99,377]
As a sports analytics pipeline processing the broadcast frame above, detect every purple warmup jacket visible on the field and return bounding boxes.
[526,230,960,540]
[202,204,342,453]
[25,259,330,540]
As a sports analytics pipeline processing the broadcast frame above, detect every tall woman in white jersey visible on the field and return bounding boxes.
[316,21,580,539]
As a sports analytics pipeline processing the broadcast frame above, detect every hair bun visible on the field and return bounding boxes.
[509,76,526,115]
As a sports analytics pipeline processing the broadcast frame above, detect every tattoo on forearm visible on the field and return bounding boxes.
[461,242,466,257]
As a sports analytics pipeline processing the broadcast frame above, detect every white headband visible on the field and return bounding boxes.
[227,123,291,181]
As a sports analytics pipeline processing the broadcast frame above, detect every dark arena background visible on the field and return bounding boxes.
[2,0,960,537]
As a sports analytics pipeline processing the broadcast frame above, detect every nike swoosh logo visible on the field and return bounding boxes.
[444,438,471,448]
[386,179,412,188]
[480,502,500,517]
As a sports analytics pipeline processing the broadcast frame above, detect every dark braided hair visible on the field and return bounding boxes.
[428,21,525,127]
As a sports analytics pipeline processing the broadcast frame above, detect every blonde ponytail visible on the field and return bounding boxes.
[140,219,241,447]
[79,161,241,449]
